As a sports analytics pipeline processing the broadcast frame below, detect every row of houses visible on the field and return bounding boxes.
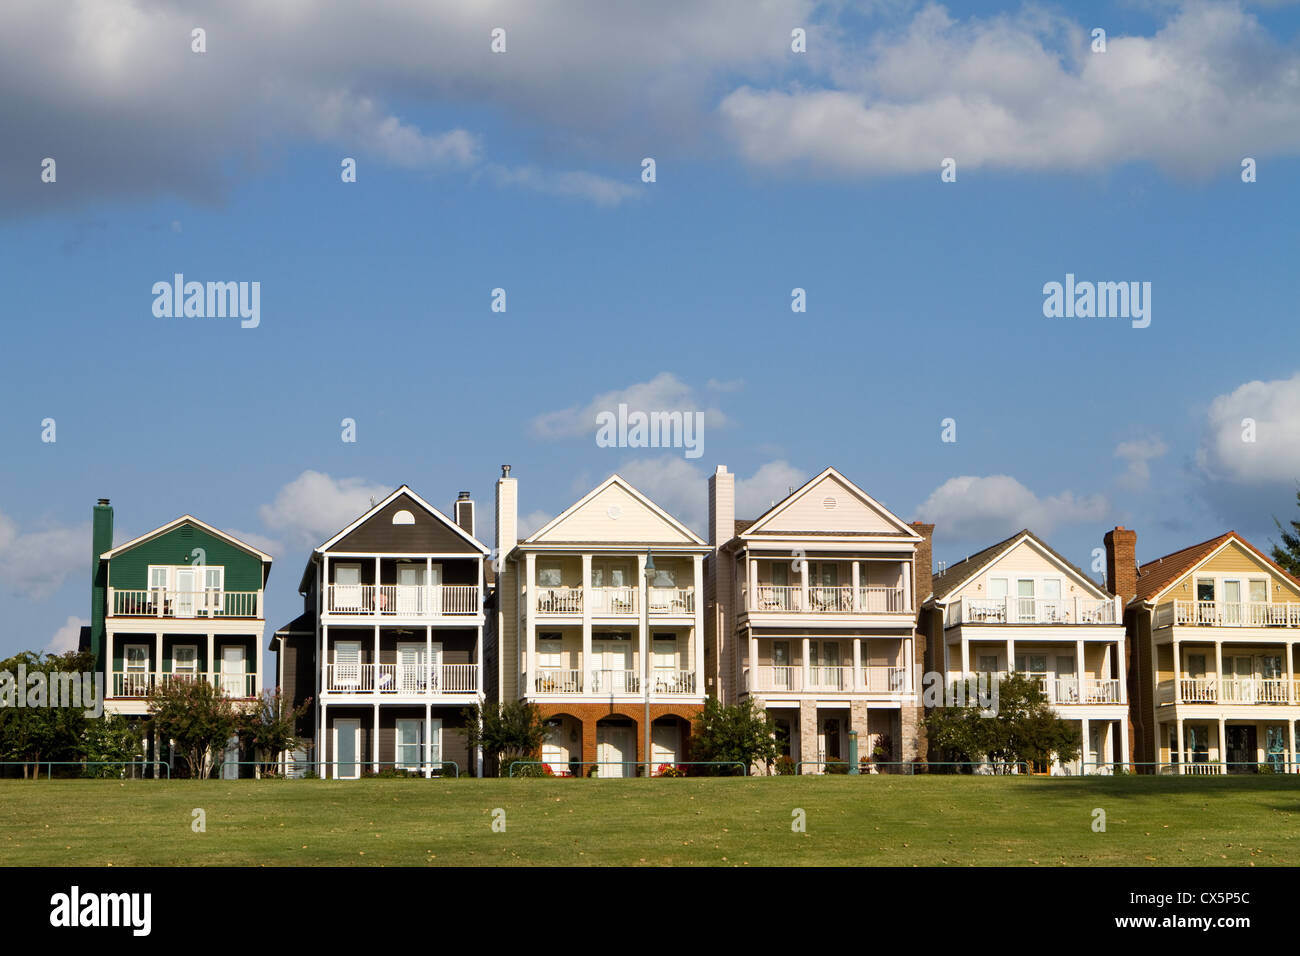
[80,465,1300,777]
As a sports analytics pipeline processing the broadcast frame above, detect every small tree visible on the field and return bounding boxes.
[147,679,241,779]
[0,650,95,777]
[80,714,144,778]
[240,688,312,777]
[1272,486,1300,578]
[462,701,548,776]
[690,697,777,774]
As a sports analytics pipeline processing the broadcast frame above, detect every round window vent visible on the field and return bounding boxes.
[823,496,838,510]
[392,509,415,525]
[607,505,623,520]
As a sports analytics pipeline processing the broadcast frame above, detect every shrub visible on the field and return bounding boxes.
[823,758,851,775]
[774,754,796,776]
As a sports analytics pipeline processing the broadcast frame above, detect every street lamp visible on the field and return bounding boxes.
[643,549,655,778]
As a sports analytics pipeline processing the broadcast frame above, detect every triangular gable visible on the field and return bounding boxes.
[318,485,488,554]
[101,515,273,562]
[743,467,921,539]
[940,532,1109,603]
[525,475,705,546]
[1140,532,1300,603]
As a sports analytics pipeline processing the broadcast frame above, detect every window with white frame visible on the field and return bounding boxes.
[537,564,563,587]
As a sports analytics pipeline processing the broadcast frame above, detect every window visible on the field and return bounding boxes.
[772,563,788,587]
[1249,579,1268,603]
[173,645,198,676]
[1196,579,1215,602]
[538,639,562,670]
[396,719,422,770]
[1042,579,1062,600]
[537,565,562,587]
[988,578,1008,599]
[977,654,999,673]
[204,567,224,613]
[1187,654,1207,679]
[651,567,677,588]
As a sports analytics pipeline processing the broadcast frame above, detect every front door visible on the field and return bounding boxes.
[397,565,424,614]
[819,716,842,765]
[541,721,569,775]
[1266,725,1287,772]
[597,724,634,777]
[221,645,246,697]
[174,568,197,618]
[335,718,360,779]
[1226,725,1257,773]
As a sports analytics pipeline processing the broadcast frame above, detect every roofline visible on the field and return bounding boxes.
[521,474,708,548]
[1139,531,1300,603]
[933,530,1111,604]
[314,484,490,555]
[740,466,923,541]
[100,514,274,563]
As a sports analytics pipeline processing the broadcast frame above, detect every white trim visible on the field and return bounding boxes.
[1145,534,1300,604]
[522,474,707,546]
[939,533,1111,605]
[741,467,922,541]
[102,514,273,562]
[315,485,489,554]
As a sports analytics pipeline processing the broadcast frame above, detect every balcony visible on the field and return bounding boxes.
[534,586,696,616]
[1156,600,1300,628]
[324,663,478,695]
[325,584,480,617]
[532,668,697,695]
[1038,677,1121,704]
[946,596,1117,626]
[110,671,258,699]
[1159,676,1300,705]
[109,588,262,619]
[745,585,907,615]
[745,664,908,693]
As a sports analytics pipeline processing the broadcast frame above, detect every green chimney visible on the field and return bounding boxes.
[90,498,113,669]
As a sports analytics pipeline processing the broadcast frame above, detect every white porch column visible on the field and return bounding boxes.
[154,633,162,686]
[374,557,381,611]
[1286,641,1295,703]
[372,703,379,774]
[581,554,593,693]
[747,554,758,611]
[692,555,705,692]
[636,551,648,689]
[1119,718,1131,769]
[1289,719,1297,774]
[1218,717,1227,771]
[1080,717,1090,775]
[852,637,862,693]
[105,632,114,697]
[424,703,431,778]
[373,624,380,692]
[426,557,432,614]
[1175,719,1185,775]
[1076,638,1085,699]
[1214,640,1223,702]
[748,632,757,692]
[1005,638,1015,674]
[801,637,811,691]
[321,624,329,693]
[1173,639,1182,703]
[426,626,432,698]
[959,633,968,682]
[851,562,861,612]
[904,637,914,693]
[799,558,809,612]
[320,701,328,779]
[524,553,537,698]
[206,634,214,686]
[1117,632,1127,703]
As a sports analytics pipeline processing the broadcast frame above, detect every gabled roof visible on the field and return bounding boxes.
[1133,531,1300,603]
[521,474,707,548]
[100,514,273,562]
[929,529,1108,603]
[739,467,921,540]
[315,485,489,555]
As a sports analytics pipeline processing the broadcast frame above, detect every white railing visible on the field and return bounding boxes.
[534,669,583,694]
[1221,677,1291,704]
[1164,600,1300,628]
[1039,677,1121,704]
[326,584,479,616]
[111,671,257,698]
[648,587,695,614]
[746,664,907,693]
[325,663,478,694]
[535,587,582,614]
[110,588,261,619]
[588,669,640,694]
[949,596,1117,626]
[652,669,697,694]
[1166,676,1296,704]
[747,585,907,614]
[589,587,636,615]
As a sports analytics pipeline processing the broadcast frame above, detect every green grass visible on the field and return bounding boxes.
[2,775,1297,866]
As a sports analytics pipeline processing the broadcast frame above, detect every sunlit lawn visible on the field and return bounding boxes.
[1,775,1296,866]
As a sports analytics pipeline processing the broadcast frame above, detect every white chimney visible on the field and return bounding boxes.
[708,464,734,549]
[496,465,518,564]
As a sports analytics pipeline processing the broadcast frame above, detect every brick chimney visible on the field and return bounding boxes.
[910,522,935,604]
[454,491,475,539]
[1103,526,1138,604]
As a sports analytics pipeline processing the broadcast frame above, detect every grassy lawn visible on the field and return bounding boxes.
[1,775,1297,866]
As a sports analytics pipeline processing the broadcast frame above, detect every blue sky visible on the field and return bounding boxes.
[3,0,1300,659]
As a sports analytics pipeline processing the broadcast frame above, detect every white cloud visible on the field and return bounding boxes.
[529,372,729,440]
[0,513,88,600]
[720,3,1300,179]
[1196,372,1300,485]
[915,474,1109,540]
[487,164,641,206]
[47,616,87,654]
[224,528,282,559]
[258,471,392,549]
[735,460,808,518]
[517,510,554,539]
[1115,436,1168,489]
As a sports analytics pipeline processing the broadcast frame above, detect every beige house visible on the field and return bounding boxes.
[920,529,1129,774]
[705,466,932,771]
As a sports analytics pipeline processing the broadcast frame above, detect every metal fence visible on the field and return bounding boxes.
[0,760,171,779]
[508,760,746,777]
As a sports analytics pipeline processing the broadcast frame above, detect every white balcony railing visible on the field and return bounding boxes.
[535,587,583,614]
[589,587,636,615]
[111,671,258,699]
[948,596,1117,626]
[326,584,479,616]
[538,586,697,616]
[1159,600,1300,628]
[110,588,261,619]
[746,664,907,693]
[588,669,640,694]
[648,587,696,615]
[534,668,583,694]
[746,585,907,614]
[1162,676,1298,705]
[532,668,696,695]
[325,663,478,694]
[1038,677,1121,704]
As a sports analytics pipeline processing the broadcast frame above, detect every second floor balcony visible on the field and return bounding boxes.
[324,662,479,695]
[1156,600,1300,629]
[325,584,480,618]
[534,586,696,617]
[532,667,697,695]
[110,670,258,699]
[744,585,907,615]
[946,596,1118,626]
[1158,676,1300,706]
[110,588,262,619]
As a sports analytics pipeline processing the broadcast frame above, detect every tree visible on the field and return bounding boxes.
[925,672,1080,773]
[240,688,312,777]
[462,701,548,776]
[0,650,95,777]
[147,679,241,779]
[690,697,777,774]
[1271,486,1300,578]
[79,714,144,778]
